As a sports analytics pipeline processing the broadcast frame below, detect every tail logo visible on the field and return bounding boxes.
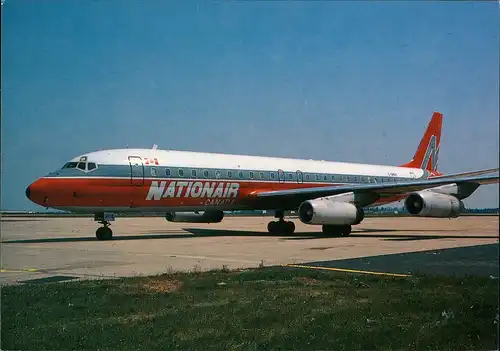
[421,135,439,171]
[399,112,442,171]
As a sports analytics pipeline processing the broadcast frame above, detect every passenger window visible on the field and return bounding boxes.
[315,174,319,181]
[323,175,327,181]
[331,175,335,181]
[270,172,275,179]
[204,170,209,178]
[151,167,157,176]
[288,173,293,180]
[227,171,232,178]
[259,172,264,179]
[353,176,357,182]
[191,169,197,178]
[305,174,310,181]
[178,169,184,177]
[239,171,244,179]
[215,170,221,179]
[77,162,86,170]
[165,168,171,177]
[249,171,254,179]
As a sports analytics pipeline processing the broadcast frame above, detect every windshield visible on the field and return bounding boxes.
[62,162,78,169]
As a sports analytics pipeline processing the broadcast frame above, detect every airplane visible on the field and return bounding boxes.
[25,112,499,240]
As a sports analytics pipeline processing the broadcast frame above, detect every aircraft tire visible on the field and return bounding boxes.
[341,225,352,237]
[268,221,295,235]
[96,227,113,240]
[267,221,277,234]
[322,225,342,237]
[286,221,295,235]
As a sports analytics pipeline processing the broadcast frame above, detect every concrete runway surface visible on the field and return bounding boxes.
[1,216,498,285]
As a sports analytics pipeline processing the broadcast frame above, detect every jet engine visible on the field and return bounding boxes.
[298,199,364,225]
[404,191,464,218]
[165,210,224,223]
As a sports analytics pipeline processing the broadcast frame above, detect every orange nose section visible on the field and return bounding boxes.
[26,179,49,207]
[26,178,80,208]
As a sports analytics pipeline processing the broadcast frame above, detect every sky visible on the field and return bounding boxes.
[1,0,498,210]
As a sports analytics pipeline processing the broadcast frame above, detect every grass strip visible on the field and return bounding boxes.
[2,267,498,350]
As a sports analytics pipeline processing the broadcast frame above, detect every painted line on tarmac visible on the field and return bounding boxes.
[0,267,38,273]
[284,264,411,277]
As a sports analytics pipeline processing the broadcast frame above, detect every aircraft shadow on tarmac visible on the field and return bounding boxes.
[2,227,497,244]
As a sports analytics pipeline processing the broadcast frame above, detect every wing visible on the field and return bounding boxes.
[249,173,499,209]
[430,167,499,180]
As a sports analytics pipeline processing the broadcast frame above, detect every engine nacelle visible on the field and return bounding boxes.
[165,210,224,223]
[404,192,464,218]
[298,199,364,225]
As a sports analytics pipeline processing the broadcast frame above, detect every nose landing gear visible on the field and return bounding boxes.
[94,213,115,240]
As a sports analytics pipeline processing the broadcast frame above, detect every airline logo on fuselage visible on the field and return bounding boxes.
[146,181,240,200]
[144,157,159,165]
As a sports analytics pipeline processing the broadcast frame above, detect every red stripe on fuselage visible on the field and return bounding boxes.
[28,177,347,209]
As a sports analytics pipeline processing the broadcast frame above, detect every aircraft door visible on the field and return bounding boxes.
[296,170,303,184]
[278,169,285,184]
[128,156,144,186]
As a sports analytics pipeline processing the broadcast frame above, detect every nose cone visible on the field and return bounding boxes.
[25,179,47,207]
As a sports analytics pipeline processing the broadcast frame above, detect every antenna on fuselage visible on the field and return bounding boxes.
[149,144,159,161]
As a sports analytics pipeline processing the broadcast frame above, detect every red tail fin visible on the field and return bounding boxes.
[400,112,442,172]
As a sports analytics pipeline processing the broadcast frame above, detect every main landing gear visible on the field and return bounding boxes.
[267,210,295,235]
[322,224,352,237]
[94,213,115,240]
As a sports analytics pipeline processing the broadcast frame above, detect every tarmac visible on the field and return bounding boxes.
[0,215,498,285]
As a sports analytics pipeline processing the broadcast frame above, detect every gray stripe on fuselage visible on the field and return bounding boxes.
[47,164,428,184]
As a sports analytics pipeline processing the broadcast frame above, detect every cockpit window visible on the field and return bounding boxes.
[63,162,78,169]
[61,160,97,172]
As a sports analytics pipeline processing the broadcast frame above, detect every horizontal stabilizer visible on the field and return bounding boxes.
[429,168,499,180]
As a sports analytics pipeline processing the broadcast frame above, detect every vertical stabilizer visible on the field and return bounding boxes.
[400,112,442,171]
